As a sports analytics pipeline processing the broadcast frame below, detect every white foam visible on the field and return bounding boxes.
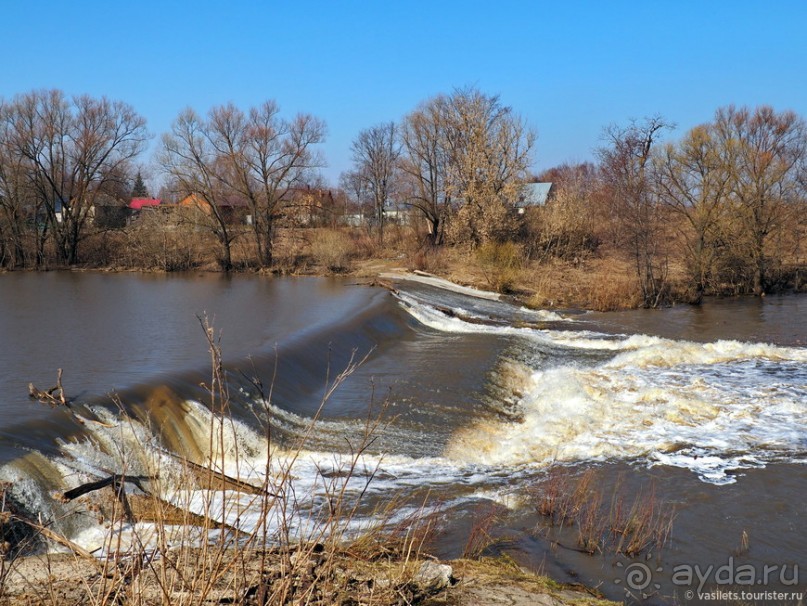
[518,306,570,322]
[396,293,807,484]
[397,293,555,343]
[443,346,807,483]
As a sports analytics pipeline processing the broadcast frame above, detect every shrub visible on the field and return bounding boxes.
[585,269,643,311]
[476,241,524,293]
[120,211,211,271]
[309,229,353,273]
[532,467,675,557]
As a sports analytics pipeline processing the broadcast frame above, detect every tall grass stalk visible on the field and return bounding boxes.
[533,466,675,558]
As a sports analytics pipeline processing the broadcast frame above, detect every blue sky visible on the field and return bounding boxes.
[2,1,806,187]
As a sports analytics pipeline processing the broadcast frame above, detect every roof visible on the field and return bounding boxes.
[288,187,335,204]
[516,183,553,208]
[130,198,162,210]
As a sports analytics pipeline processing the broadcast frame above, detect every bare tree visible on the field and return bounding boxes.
[400,98,452,245]
[441,88,535,245]
[349,121,400,243]
[0,101,35,268]
[713,105,807,294]
[654,124,733,301]
[234,102,325,266]
[338,169,370,222]
[598,116,673,307]
[399,87,535,247]
[160,108,238,270]
[4,90,148,265]
[162,102,325,269]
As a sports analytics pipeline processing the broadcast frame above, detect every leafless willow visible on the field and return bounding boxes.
[0,90,148,267]
[160,101,325,269]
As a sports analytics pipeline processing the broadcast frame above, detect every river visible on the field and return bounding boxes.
[0,272,804,604]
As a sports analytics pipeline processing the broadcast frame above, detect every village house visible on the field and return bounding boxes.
[515,182,554,214]
[286,187,336,227]
[178,194,251,226]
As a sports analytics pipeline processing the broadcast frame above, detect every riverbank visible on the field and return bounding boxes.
[6,224,805,311]
[349,251,646,311]
[1,551,616,606]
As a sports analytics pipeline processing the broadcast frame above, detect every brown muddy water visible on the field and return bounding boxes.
[1,272,805,605]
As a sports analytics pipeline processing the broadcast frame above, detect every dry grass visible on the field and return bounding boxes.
[308,228,354,273]
[476,241,526,294]
[389,241,657,311]
[532,467,675,557]
[461,503,503,559]
[448,557,619,606]
[521,257,643,311]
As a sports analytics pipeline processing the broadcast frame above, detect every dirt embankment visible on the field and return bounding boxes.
[1,552,616,606]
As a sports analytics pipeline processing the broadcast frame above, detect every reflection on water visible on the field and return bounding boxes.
[586,295,807,346]
[0,273,375,426]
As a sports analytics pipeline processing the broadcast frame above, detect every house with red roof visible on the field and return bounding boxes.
[129,198,163,211]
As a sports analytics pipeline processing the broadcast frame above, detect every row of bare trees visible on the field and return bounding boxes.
[159,102,325,269]
[0,90,327,270]
[1,88,805,304]
[657,106,807,299]
[343,87,536,246]
[540,106,807,305]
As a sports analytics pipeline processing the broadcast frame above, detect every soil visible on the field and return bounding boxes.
[1,553,617,606]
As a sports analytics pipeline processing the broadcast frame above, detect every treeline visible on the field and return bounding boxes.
[524,108,806,305]
[0,86,536,272]
[343,87,534,247]
[1,87,806,305]
[345,97,807,305]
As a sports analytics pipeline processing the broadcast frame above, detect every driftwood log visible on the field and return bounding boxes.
[59,462,267,534]
[61,474,150,502]
[353,279,399,295]
[60,474,153,524]
[176,455,274,496]
[28,368,69,407]
[28,370,118,427]
[61,473,237,531]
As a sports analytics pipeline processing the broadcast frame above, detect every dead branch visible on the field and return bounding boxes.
[61,474,151,502]
[177,454,275,497]
[62,472,240,531]
[352,278,399,294]
[18,519,102,568]
[28,368,69,408]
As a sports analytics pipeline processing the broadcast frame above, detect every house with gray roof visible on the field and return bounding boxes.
[515,182,554,213]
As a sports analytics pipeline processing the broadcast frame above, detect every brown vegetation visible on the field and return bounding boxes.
[1,88,805,309]
[531,467,675,558]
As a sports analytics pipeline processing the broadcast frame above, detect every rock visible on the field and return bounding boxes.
[461,585,566,605]
[373,578,391,590]
[414,560,453,593]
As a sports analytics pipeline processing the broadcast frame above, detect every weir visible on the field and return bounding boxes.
[1,273,805,604]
